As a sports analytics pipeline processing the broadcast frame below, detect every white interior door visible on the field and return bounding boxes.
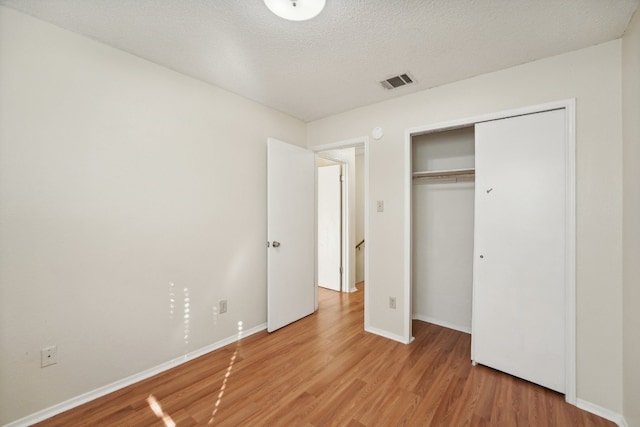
[318,164,342,291]
[472,109,566,393]
[267,138,315,333]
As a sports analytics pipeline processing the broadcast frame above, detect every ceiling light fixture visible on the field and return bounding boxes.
[264,0,326,21]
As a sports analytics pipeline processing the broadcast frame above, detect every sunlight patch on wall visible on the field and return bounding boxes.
[168,282,176,320]
[183,287,191,345]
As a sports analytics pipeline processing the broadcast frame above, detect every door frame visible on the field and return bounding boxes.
[403,99,576,405]
[312,137,370,325]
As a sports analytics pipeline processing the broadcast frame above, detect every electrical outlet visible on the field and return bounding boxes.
[41,345,57,368]
[389,297,396,309]
[220,300,228,314]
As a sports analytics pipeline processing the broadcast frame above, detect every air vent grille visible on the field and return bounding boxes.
[380,73,416,90]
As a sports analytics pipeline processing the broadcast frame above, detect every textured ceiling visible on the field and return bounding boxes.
[1,0,638,121]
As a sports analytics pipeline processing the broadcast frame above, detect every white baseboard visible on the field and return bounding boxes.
[576,398,627,427]
[365,325,410,344]
[412,314,472,334]
[349,281,364,293]
[5,323,267,427]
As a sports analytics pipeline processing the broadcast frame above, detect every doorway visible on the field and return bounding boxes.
[317,160,343,292]
[315,146,364,294]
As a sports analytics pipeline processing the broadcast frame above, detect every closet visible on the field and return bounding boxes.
[411,108,569,394]
[411,126,475,333]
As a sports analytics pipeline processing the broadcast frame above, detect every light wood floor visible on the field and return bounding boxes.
[36,285,614,426]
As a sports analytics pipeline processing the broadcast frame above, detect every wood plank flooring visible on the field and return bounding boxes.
[36,285,614,426]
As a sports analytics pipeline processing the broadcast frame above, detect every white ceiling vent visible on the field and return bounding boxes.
[379,73,416,90]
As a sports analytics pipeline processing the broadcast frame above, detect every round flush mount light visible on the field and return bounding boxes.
[264,0,326,21]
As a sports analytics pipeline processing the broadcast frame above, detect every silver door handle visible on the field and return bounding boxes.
[272,241,281,248]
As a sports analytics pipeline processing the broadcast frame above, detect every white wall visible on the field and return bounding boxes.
[0,7,305,424]
[412,181,474,332]
[622,8,640,427]
[411,128,475,332]
[307,41,624,413]
[412,127,475,172]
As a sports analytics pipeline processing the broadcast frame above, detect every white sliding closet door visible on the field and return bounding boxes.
[472,109,566,393]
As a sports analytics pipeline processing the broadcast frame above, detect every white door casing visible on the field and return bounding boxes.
[472,109,566,393]
[267,138,315,333]
[318,164,342,291]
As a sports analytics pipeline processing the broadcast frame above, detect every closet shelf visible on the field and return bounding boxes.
[412,168,475,179]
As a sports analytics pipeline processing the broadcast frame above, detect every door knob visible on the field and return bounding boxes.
[272,241,281,248]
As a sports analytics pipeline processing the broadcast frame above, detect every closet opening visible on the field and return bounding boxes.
[411,126,475,335]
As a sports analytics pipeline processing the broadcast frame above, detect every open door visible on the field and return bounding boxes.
[267,138,315,332]
[317,164,342,291]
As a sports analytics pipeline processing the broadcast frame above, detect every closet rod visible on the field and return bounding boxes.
[412,167,475,179]
[414,175,475,184]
